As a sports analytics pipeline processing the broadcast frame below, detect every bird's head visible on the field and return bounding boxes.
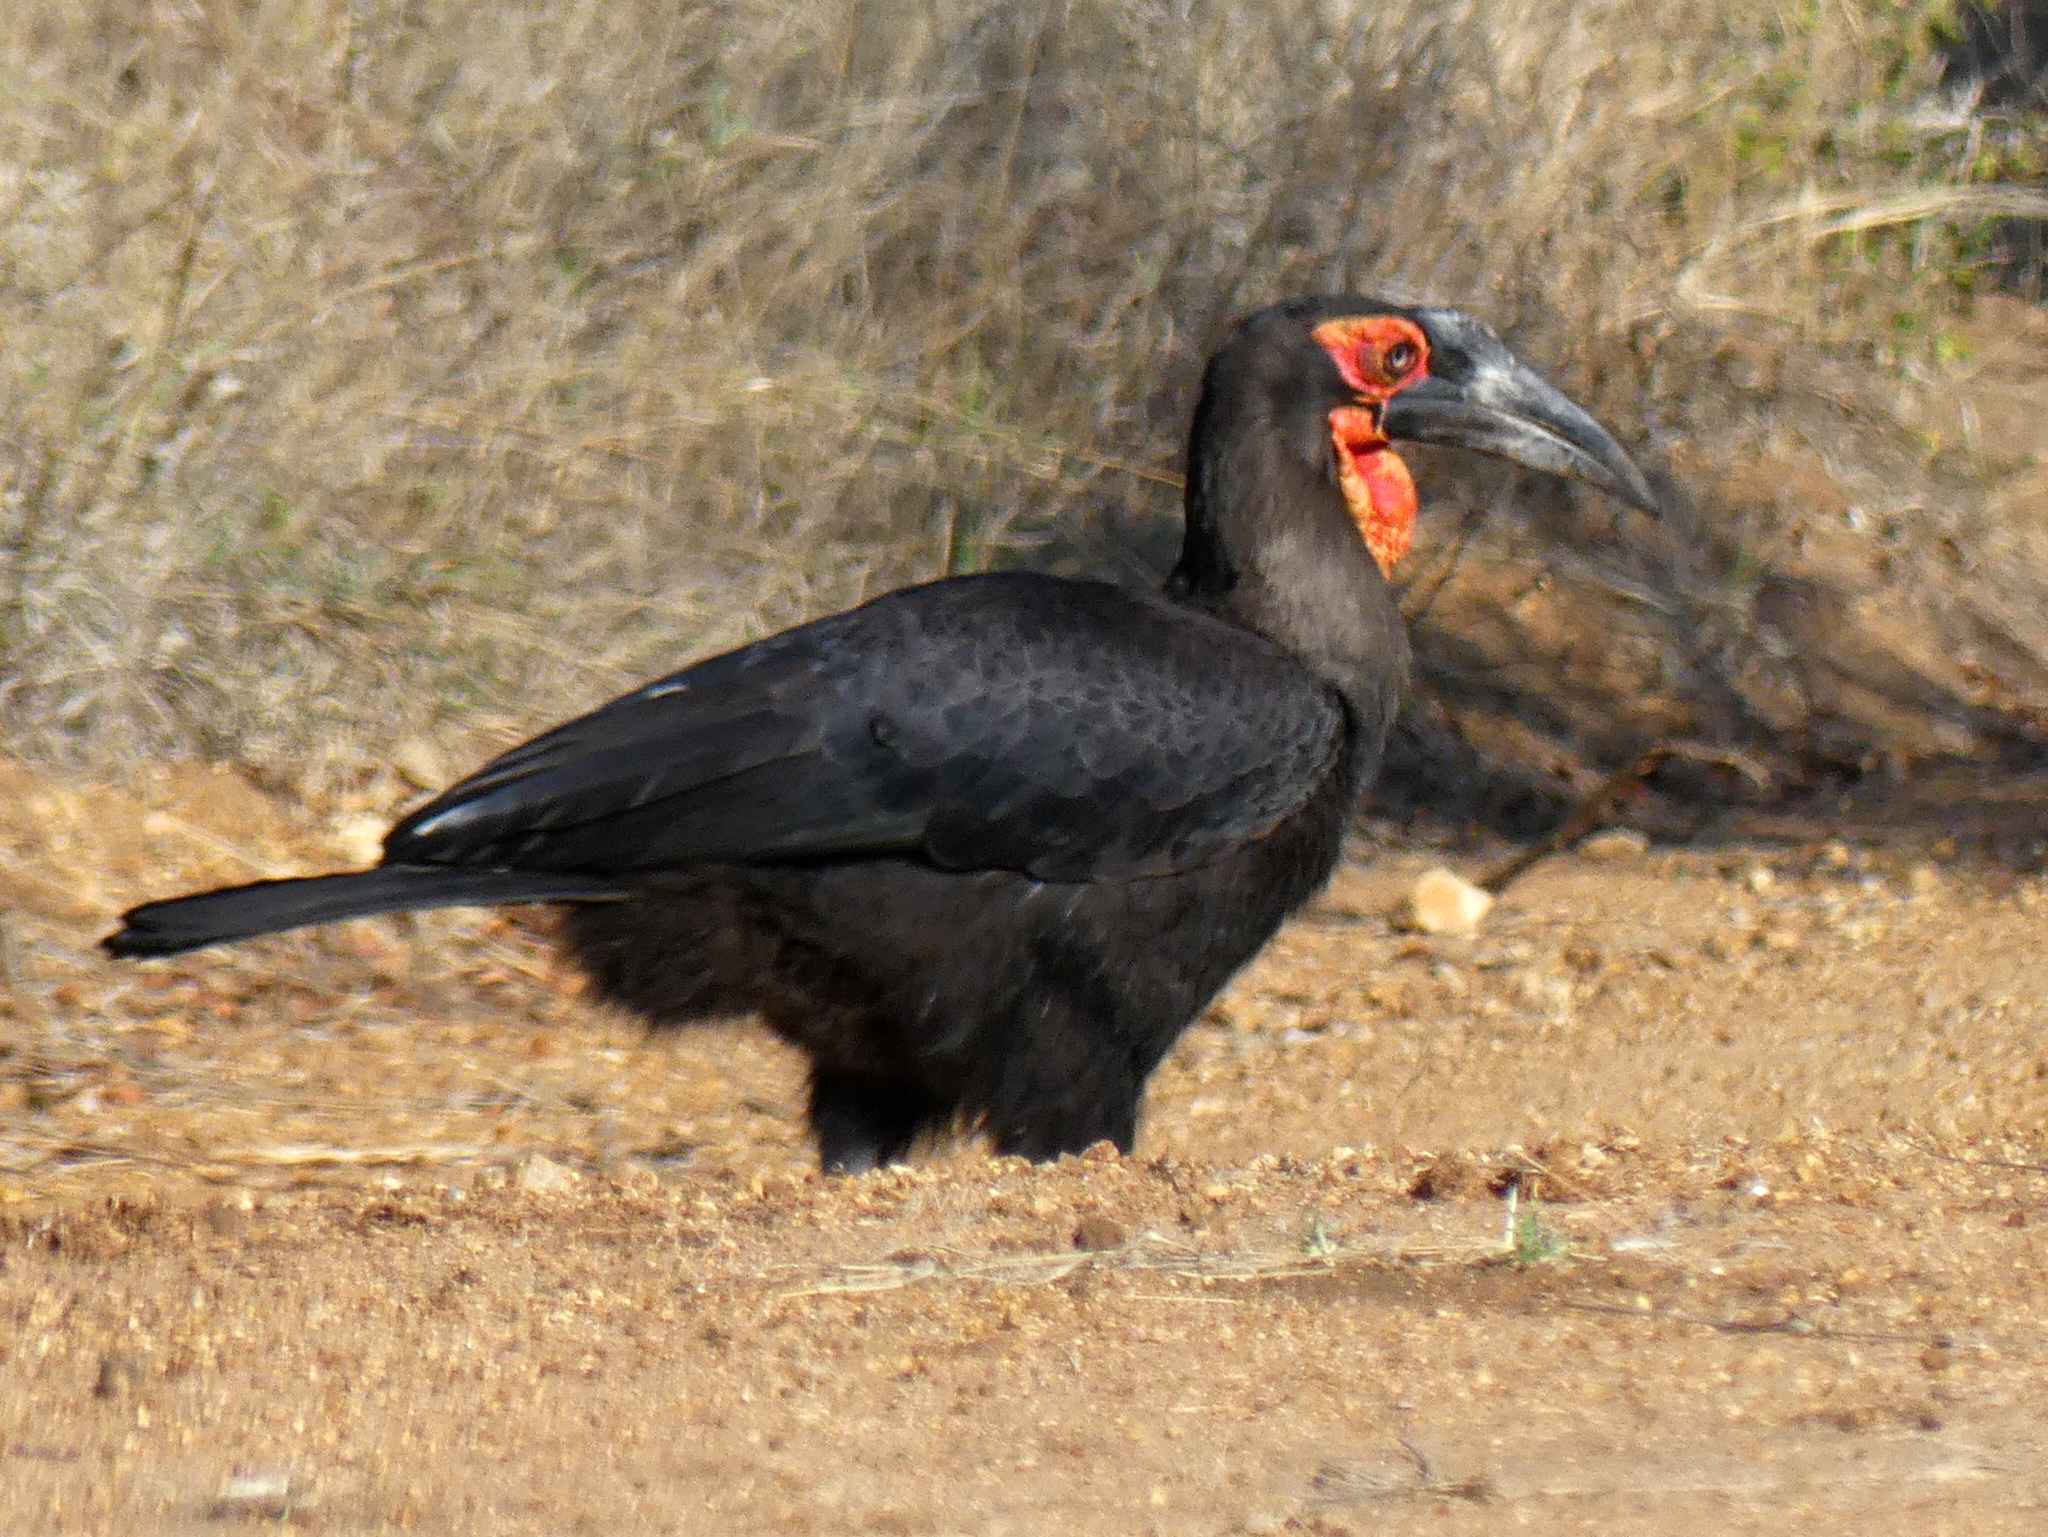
[1294,298,1660,577]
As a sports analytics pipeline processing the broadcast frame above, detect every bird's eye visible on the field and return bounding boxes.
[1384,340,1418,378]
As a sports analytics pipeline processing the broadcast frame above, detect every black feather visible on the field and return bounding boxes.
[104,866,626,959]
[386,575,1346,883]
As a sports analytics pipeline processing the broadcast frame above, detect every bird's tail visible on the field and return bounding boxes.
[103,865,629,960]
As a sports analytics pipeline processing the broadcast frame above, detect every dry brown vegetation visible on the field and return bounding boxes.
[3,0,2047,820]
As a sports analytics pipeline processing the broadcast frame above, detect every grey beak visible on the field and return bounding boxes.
[1380,312,1661,516]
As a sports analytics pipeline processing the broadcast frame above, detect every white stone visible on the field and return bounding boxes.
[519,1154,580,1195]
[1404,868,1494,935]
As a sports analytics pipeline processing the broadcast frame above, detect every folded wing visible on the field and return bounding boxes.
[387,572,1347,884]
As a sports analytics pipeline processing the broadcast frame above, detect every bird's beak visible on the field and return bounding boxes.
[1380,349,1660,516]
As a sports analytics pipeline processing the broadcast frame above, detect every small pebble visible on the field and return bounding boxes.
[518,1154,580,1195]
[1402,869,1494,935]
[210,1470,297,1521]
[1756,916,1805,952]
[204,1192,256,1237]
[1577,827,1649,862]
[91,1352,144,1401]
[1073,1215,1126,1251]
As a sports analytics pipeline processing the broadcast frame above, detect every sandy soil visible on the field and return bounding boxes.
[3,759,2047,1534]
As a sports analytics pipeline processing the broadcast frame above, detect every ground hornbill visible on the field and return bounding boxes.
[107,297,1656,1171]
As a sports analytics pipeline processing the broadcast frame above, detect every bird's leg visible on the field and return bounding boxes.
[981,1025,1144,1163]
[987,1110,1137,1164]
[808,1071,948,1175]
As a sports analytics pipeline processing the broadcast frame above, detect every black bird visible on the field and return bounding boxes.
[106,297,1656,1171]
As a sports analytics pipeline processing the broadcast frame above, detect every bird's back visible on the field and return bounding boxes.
[389,570,1355,887]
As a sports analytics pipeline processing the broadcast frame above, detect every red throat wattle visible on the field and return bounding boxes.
[1328,405,1415,578]
[1310,315,1431,580]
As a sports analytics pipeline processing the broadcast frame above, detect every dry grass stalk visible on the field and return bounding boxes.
[0,2,2041,811]
[778,1226,1474,1298]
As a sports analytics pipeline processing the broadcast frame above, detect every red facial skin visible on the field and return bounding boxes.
[1309,316,1432,578]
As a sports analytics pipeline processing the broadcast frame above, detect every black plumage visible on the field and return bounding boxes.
[106,296,1655,1171]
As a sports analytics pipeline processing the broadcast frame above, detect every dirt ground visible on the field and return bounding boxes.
[4,758,2048,1534]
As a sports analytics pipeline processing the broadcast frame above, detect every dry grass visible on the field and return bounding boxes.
[1,0,2043,812]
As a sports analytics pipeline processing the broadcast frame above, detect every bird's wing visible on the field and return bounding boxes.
[386,572,1348,883]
